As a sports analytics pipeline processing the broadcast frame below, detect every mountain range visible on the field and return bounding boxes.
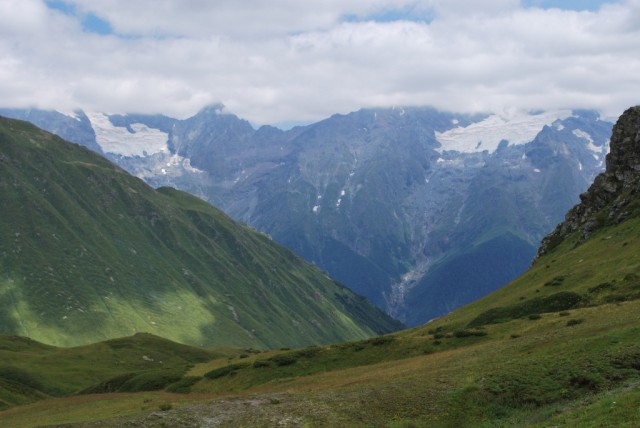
[0,116,401,348]
[1,106,639,427]
[0,106,614,325]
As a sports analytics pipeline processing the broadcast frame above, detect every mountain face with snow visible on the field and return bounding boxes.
[0,106,613,325]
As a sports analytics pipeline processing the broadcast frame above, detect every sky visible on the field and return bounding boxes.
[0,0,638,126]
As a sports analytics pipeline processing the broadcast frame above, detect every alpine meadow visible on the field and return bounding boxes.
[0,107,639,426]
[2,0,640,426]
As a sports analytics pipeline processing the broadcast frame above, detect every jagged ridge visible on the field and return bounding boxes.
[538,106,640,257]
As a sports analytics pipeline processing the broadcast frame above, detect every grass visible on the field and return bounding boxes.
[540,383,640,427]
[103,213,640,425]
[467,291,582,327]
[1,115,640,426]
[4,271,640,425]
[0,297,636,427]
[0,116,402,350]
[0,392,193,427]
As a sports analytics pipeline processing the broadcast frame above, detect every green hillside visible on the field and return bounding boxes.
[119,106,638,427]
[0,116,401,349]
[1,108,640,427]
[0,333,221,410]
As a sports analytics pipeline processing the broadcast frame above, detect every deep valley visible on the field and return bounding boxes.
[0,106,639,426]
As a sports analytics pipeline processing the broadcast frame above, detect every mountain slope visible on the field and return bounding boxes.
[2,107,640,428]
[0,116,401,348]
[0,332,218,410]
[181,107,611,324]
[154,105,640,426]
[0,106,613,325]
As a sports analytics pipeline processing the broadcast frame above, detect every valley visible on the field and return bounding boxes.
[0,106,638,426]
[0,106,613,324]
[2,1,638,426]
[2,223,640,426]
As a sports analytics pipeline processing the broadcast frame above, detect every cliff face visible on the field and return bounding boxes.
[538,106,640,258]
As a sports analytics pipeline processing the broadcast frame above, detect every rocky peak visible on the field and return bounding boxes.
[537,106,640,258]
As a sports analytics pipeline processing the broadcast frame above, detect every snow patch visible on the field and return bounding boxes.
[534,168,541,173]
[572,129,610,164]
[572,129,594,144]
[182,157,203,173]
[87,112,169,157]
[58,110,82,121]
[312,193,323,212]
[435,157,464,167]
[336,189,346,207]
[435,110,573,154]
[573,130,609,163]
[141,153,204,179]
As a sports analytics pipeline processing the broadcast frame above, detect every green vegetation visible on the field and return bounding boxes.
[6,196,628,427]
[468,291,582,327]
[0,116,401,349]
[204,363,250,379]
[1,112,640,426]
[0,242,637,427]
[0,332,219,409]
[165,376,201,394]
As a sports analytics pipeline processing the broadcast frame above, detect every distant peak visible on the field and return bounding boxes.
[197,103,227,115]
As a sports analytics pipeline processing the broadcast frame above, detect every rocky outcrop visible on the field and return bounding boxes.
[537,106,640,258]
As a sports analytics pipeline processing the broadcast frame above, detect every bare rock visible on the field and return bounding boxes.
[537,106,640,259]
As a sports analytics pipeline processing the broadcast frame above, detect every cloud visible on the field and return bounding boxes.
[66,0,421,38]
[0,0,638,124]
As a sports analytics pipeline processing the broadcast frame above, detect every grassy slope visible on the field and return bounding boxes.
[2,215,639,426]
[0,333,222,409]
[2,111,640,426]
[0,116,401,349]
[165,216,640,427]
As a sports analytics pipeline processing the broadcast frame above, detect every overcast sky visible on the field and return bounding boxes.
[1,0,638,126]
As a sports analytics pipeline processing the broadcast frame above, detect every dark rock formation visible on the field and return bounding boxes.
[537,106,640,258]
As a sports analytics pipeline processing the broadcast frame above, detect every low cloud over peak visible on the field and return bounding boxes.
[1,0,638,124]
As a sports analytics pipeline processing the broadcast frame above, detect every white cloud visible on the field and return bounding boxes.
[0,0,638,124]
[68,0,420,38]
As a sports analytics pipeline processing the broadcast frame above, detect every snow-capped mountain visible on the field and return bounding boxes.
[0,105,613,325]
